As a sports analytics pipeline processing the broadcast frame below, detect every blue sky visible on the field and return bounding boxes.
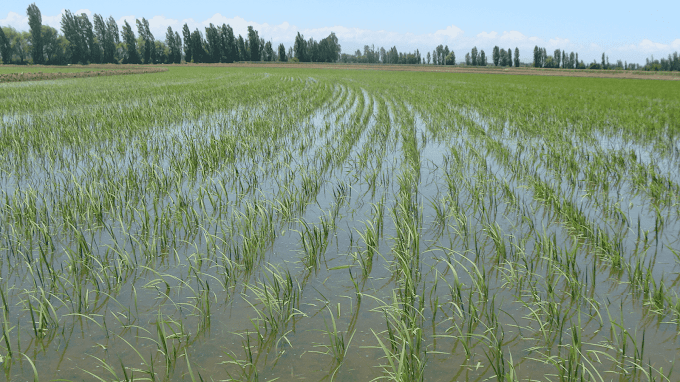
[2,0,679,64]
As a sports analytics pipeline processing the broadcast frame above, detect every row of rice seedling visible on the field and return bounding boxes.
[0,66,678,380]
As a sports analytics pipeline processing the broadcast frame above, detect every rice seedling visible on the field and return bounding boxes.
[0,66,678,381]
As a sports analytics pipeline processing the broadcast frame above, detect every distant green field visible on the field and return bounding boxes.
[1,66,679,381]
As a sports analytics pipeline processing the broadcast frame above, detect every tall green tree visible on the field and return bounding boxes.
[61,10,86,63]
[0,26,11,63]
[94,14,115,63]
[136,18,154,64]
[182,23,191,62]
[166,27,182,64]
[121,20,139,64]
[26,3,43,64]
[165,27,177,63]
[190,29,206,63]
[237,35,246,61]
[514,47,519,67]
[480,50,486,66]
[492,46,500,66]
[318,32,340,62]
[278,43,287,61]
[471,46,478,66]
[107,17,120,62]
[445,50,455,65]
[247,26,260,61]
[80,14,99,63]
[294,32,307,62]
[173,31,181,63]
[541,48,547,67]
[533,45,539,67]
[263,41,274,61]
[204,23,220,63]
[41,25,63,64]
[219,24,235,63]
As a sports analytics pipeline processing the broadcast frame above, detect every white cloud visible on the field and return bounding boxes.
[42,10,66,30]
[0,11,27,31]
[477,31,497,39]
[499,31,529,43]
[639,38,668,51]
[433,25,464,40]
[548,37,570,48]
[612,38,679,54]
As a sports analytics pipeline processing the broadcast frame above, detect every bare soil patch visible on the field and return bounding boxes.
[0,66,168,83]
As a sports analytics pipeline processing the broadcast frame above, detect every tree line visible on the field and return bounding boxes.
[0,3,340,65]
[2,3,679,71]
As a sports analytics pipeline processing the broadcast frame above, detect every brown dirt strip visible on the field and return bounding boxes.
[0,67,168,83]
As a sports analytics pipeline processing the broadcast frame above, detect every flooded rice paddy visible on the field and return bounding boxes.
[0,67,679,381]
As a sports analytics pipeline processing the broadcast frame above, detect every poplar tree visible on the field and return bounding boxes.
[80,14,99,63]
[190,29,205,63]
[492,46,500,66]
[121,20,139,64]
[26,3,43,64]
[219,24,235,63]
[107,17,120,61]
[205,23,220,63]
[514,47,519,67]
[166,26,181,63]
[173,32,182,63]
[533,46,539,67]
[94,14,115,63]
[278,43,287,61]
[182,24,191,62]
[136,18,154,64]
[294,32,307,62]
[237,35,246,61]
[507,48,512,67]
[0,27,10,63]
[247,26,260,61]
[471,46,478,66]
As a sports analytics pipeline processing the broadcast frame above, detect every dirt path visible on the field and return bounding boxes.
[0,66,168,83]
